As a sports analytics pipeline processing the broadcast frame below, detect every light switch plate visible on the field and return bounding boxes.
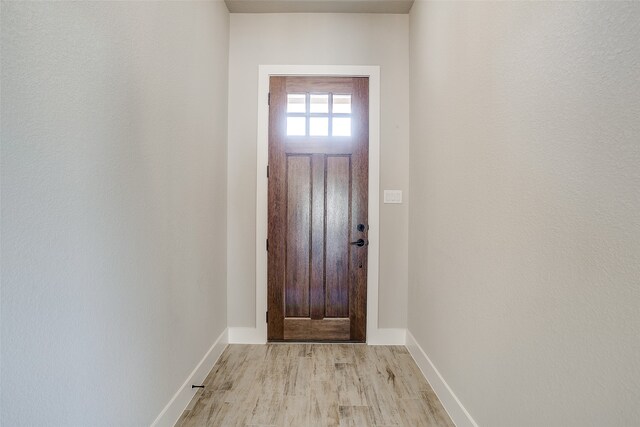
[383,190,402,204]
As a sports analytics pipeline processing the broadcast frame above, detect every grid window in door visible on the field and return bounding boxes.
[286,93,352,137]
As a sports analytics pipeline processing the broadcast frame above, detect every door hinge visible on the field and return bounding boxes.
[268,92,270,106]
[267,165,269,178]
[266,238,269,251]
[266,311,269,323]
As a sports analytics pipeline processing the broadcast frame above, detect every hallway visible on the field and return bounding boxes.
[2,1,639,426]
[176,344,454,427]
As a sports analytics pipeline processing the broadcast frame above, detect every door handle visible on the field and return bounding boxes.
[350,239,368,247]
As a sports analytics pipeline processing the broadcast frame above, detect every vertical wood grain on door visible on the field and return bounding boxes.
[325,156,350,318]
[268,76,369,342]
[285,156,311,317]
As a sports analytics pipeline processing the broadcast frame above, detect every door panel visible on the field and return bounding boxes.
[310,154,325,320]
[283,318,350,341]
[325,155,350,318]
[268,76,369,342]
[285,155,311,317]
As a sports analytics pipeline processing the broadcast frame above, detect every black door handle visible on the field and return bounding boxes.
[350,239,368,247]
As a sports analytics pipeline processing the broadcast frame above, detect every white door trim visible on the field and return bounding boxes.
[233,64,394,345]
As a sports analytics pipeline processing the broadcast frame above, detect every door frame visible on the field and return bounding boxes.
[255,65,382,344]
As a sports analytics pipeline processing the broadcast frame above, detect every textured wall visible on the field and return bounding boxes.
[1,2,229,425]
[408,2,640,426]
[227,13,410,329]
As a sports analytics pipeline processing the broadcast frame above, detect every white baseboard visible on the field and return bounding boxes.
[228,327,266,344]
[368,328,406,345]
[405,330,478,427]
[151,328,229,427]
[229,326,405,345]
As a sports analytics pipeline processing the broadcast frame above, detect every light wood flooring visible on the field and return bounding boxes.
[176,344,455,427]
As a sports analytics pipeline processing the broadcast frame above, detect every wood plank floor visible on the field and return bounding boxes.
[176,344,455,427]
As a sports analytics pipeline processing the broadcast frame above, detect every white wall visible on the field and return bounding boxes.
[1,2,229,425]
[228,13,410,329]
[408,1,640,426]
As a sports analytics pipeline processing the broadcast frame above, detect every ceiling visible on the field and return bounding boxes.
[224,0,415,14]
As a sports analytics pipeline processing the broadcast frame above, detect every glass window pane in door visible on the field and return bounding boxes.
[309,117,328,136]
[332,94,351,114]
[287,94,306,113]
[310,94,329,113]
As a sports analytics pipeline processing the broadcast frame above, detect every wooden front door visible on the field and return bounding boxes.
[267,76,369,342]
